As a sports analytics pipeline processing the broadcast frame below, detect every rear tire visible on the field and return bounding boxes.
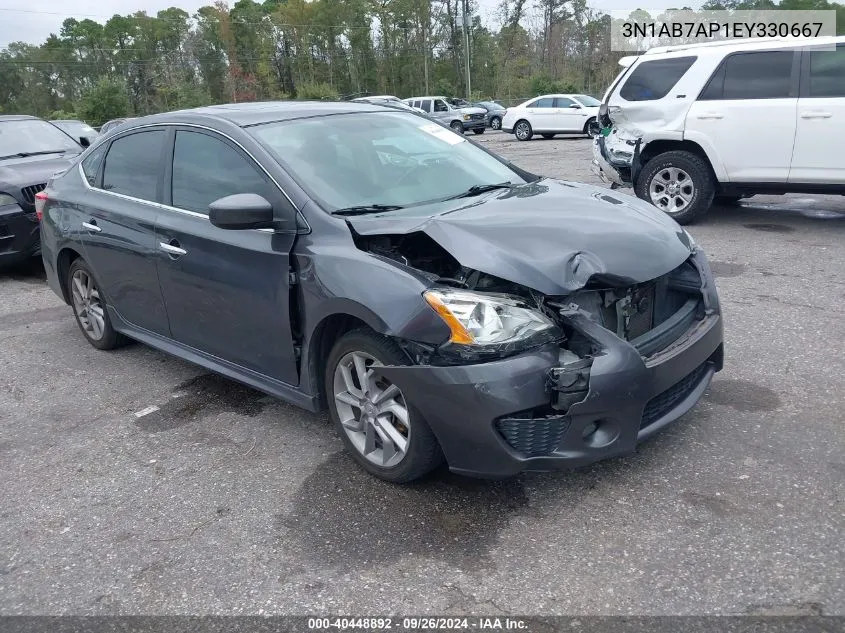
[325,329,444,483]
[635,150,715,225]
[472,128,485,135]
[450,120,464,134]
[66,258,128,350]
[584,118,600,138]
[514,120,533,141]
[490,116,502,130]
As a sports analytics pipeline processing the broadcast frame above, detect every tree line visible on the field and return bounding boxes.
[0,0,842,125]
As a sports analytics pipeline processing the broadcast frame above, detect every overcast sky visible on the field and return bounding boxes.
[0,0,686,49]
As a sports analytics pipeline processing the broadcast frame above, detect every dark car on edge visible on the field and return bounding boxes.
[473,101,508,130]
[1,115,84,267]
[39,102,724,483]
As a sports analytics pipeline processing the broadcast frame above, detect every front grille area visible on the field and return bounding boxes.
[552,258,704,357]
[495,414,571,457]
[471,113,485,121]
[640,362,709,430]
[20,183,46,205]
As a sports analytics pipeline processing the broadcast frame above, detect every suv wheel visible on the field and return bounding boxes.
[67,258,128,350]
[490,116,502,130]
[584,118,600,138]
[450,120,464,134]
[515,120,533,141]
[325,329,444,483]
[635,150,715,225]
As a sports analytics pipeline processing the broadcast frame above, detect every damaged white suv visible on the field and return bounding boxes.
[593,36,845,224]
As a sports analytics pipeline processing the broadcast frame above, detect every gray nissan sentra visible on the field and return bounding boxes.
[38,101,723,483]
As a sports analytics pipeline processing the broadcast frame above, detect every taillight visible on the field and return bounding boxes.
[34,191,48,221]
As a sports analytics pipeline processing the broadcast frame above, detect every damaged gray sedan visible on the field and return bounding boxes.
[39,101,724,483]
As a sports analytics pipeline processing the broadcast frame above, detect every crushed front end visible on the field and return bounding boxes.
[373,248,723,478]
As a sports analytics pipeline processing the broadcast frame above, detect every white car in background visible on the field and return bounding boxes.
[502,94,602,141]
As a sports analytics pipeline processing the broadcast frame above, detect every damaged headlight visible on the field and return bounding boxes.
[424,288,558,347]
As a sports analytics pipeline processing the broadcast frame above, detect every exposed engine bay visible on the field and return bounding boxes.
[352,229,707,369]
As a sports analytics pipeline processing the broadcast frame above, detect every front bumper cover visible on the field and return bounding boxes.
[591,134,643,189]
[0,204,41,264]
[375,250,723,478]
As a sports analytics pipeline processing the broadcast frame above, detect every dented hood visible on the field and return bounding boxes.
[347,179,695,295]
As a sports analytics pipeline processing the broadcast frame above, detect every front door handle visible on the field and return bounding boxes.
[82,220,101,233]
[695,113,724,120]
[159,240,187,257]
[800,111,832,119]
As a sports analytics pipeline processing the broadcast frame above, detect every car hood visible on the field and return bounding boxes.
[346,179,695,296]
[0,154,78,190]
[459,107,487,115]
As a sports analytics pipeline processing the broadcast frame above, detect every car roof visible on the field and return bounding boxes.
[0,114,40,122]
[641,34,845,58]
[122,100,391,128]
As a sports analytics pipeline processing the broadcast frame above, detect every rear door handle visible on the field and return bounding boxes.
[82,220,101,233]
[159,240,187,257]
[695,113,724,120]
[800,111,832,119]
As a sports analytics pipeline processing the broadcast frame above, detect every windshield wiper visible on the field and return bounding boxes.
[447,182,514,200]
[332,204,404,216]
[0,149,70,160]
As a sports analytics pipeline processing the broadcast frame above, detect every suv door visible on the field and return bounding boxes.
[685,49,799,182]
[790,43,845,183]
[154,127,299,384]
[76,128,171,336]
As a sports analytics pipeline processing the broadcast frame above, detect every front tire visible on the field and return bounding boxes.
[514,120,533,141]
[490,116,502,130]
[635,150,715,225]
[450,120,464,134]
[325,329,444,483]
[66,258,128,350]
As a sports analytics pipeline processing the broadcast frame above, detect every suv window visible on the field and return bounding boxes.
[171,130,271,215]
[807,45,845,98]
[619,56,696,102]
[554,97,576,108]
[722,51,795,100]
[81,144,107,187]
[101,130,165,201]
[530,98,555,108]
[434,100,449,112]
[420,99,432,112]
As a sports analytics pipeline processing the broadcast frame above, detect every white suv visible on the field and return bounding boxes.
[592,36,845,224]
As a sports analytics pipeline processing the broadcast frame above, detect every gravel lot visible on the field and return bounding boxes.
[1,132,843,616]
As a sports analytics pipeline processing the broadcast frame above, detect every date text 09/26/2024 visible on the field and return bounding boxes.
[307,617,528,630]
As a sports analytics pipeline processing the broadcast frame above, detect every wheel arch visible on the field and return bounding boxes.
[56,246,84,305]
[640,138,726,182]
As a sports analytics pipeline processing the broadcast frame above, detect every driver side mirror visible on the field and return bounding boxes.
[209,193,279,230]
[569,104,582,109]
[79,136,91,148]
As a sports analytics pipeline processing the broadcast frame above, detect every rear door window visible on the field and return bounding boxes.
[619,56,697,102]
[101,130,165,201]
[530,98,555,108]
[420,99,433,112]
[724,51,795,99]
[81,144,107,187]
[806,44,845,97]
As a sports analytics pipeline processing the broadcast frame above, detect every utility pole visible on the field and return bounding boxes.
[462,0,471,99]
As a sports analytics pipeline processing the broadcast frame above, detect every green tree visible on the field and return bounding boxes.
[77,77,131,125]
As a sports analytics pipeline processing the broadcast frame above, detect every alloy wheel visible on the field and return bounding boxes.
[491,117,501,130]
[515,122,530,140]
[332,351,410,469]
[70,269,106,341]
[648,167,695,214]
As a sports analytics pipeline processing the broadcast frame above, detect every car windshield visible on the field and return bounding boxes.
[573,95,601,107]
[248,111,525,211]
[0,118,81,157]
